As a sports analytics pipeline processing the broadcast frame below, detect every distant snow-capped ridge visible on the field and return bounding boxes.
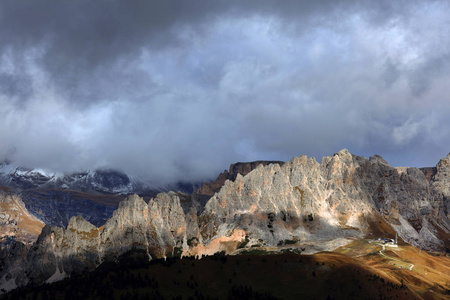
[0,161,203,195]
[0,161,142,194]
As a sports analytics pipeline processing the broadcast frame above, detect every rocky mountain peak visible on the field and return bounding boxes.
[118,193,146,209]
[66,215,96,233]
[334,148,350,157]
[369,154,390,166]
[437,153,450,168]
[430,153,450,225]
[431,153,450,190]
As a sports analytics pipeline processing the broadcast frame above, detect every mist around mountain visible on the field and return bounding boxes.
[0,161,203,195]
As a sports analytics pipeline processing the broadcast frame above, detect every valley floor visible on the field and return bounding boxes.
[1,238,449,300]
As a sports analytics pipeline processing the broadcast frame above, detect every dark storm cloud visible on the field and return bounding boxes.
[0,0,380,101]
[1,0,450,184]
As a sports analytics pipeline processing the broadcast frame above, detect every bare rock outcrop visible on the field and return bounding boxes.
[195,161,284,198]
[429,153,450,247]
[431,154,450,217]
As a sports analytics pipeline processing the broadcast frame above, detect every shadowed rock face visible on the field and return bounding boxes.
[431,154,450,215]
[1,150,449,292]
[420,167,437,183]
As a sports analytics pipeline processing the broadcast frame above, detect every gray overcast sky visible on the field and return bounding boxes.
[1,0,450,184]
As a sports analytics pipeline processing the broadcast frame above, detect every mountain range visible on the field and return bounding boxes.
[0,149,449,297]
[0,162,201,227]
[0,161,202,195]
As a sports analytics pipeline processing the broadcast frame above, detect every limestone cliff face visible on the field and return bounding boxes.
[189,161,285,216]
[194,161,285,198]
[428,153,450,248]
[1,150,449,292]
[431,153,450,219]
[95,192,189,260]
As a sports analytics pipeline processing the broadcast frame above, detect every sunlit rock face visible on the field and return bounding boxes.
[194,160,285,198]
[189,160,285,215]
[1,150,449,292]
[0,191,45,246]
